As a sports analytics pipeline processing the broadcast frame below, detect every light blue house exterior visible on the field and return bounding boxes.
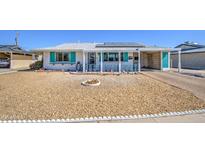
[32,42,173,72]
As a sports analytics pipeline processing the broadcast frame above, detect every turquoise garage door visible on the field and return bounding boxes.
[162,51,168,68]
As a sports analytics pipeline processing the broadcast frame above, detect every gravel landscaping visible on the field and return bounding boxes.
[0,71,205,120]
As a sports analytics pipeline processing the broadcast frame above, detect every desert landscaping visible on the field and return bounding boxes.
[0,71,205,120]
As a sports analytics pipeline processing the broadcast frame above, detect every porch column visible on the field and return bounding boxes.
[100,51,103,73]
[10,52,13,69]
[168,51,171,69]
[138,50,141,72]
[83,51,85,72]
[178,49,181,72]
[32,54,35,60]
[160,51,163,71]
[118,51,121,73]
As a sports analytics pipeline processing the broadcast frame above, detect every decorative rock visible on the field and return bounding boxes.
[103,116,107,120]
[129,115,134,119]
[22,120,27,123]
[112,116,117,120]
[116,116,121,119]
[107,116,111,120]
[81,79,101,86]
[138,115,142,118]
[56,119,61,122]
[125,115,129,118]
[133,115,138,118]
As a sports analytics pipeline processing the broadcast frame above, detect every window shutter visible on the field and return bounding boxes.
[70,52,76,63]
[98,53,101,62]
[123,52,128,62]
[50,52,55,62]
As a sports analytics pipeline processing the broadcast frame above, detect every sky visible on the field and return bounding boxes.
[0,30,205,50]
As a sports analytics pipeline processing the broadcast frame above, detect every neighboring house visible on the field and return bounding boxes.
[32,42,173,72]
[0,45,35,69]
[171,42,205,69]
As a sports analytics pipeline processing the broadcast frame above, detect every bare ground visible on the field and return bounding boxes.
[0,72,204,120]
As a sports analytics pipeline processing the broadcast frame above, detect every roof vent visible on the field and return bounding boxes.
[185,41,198,45]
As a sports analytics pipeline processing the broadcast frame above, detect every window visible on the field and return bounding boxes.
[104,53,108,61]
[109,53,118,61]
[134,56,138,61]
[56,52,69,62]
[103,52,119,62]
[121,53,123,61]
[56,53,63,61]
[99,52,128,62]
[63,53,69,61]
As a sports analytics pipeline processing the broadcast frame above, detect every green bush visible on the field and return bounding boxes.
[30,61,43,70]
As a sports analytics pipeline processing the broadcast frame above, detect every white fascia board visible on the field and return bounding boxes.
[137,48,172,52]
[31,49,83,52]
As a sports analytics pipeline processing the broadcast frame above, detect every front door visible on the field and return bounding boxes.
[88,53,96,71]
[162,52,168,68]
[88,53,96,64]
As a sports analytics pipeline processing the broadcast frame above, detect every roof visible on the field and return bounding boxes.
[172,42,205,54]
[32,42,171,53]
[175,41,205,50]
[96,42,145,48]
[172,47,205,54]
[0,45,29,54]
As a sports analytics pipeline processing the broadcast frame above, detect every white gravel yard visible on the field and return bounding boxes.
[0,71,204,120]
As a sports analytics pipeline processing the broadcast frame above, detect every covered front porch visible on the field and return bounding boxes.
[82,49,170,73]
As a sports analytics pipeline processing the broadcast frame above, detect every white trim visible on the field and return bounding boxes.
[178,49,181,72]
[138,50,141,72]
[118,51,121,73]
[1,109,205,123]
[10,52,13,69]
[100,51,103,73]
[160,50,163,71]
[83,51,85,72]
[168,51,170,69]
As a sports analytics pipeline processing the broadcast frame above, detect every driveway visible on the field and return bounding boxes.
[171,68,205,78]
[142,71,205,101]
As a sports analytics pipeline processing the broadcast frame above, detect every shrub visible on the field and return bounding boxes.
[30,61,43,70]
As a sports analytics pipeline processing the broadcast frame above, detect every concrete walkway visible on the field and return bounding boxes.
[142,71,205,101]
[171,68,205,78]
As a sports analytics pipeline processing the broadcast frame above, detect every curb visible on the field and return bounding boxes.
[0,109,205,123]
[0,71,17,75]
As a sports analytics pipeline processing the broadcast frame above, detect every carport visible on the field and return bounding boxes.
[137,48,171,71]
[0,45,34,69]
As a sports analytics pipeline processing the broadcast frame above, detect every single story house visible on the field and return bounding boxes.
[32,42,175,72]
[0,45,35,69]
[171,42,205,69]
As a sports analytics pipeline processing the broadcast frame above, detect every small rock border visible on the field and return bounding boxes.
[81,79,101,86]
[0,109,205,123]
